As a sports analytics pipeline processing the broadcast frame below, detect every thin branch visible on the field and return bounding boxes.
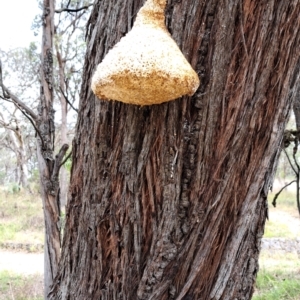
[289,129,300,135]
[0,119,19,134]
[59,86,78,113]
[283,148,297,175]
[0,60,46,148]
[57,11,86,36]
[59,150,72,168]
[293,151,300,171]
[52,144,69,179]
[294,145,300,216]
[17,105,45,148]
[272,180,297,207]
[0,61,38,121]
[55,4,93,14]
[3,100,44,150]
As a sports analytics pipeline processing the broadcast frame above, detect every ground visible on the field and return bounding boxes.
[0,250,43,275]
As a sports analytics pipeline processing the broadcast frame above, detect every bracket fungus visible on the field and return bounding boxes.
[91,0,200,105]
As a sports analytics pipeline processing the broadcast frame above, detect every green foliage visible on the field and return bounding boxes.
[7,182,21,194]
[0,271,43,300]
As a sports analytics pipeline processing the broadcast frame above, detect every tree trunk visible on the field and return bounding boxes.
[50,0,300,299]
[0,112,30,189]
[38,0,63,297]
[7,128,29,189]
[56,47,69,207]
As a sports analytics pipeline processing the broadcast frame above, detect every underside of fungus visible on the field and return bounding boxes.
[91,0,200,105]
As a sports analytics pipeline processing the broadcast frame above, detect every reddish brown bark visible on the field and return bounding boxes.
[50,0,300,299]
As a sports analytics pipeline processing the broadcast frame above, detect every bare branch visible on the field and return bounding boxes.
[4,89,38,120]
[0,96,42,142]
[272,180,297,207]
[55,4,93,14]
[57,10,86,36]
[59,86,78,113]
[283,148,297,175]
[52,144,69,180]
[0,119,19,133]
[293,151,300,171]
[59,150,72,168]
[0,60,38,121]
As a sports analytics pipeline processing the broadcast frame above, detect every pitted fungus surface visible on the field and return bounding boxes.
[91,0,200,105]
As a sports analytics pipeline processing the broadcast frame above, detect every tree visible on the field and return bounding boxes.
[0,45,40,189]
[54,0,91,206]
[0,110,30,189]
[53,0,300,299]
[0,1,92,297]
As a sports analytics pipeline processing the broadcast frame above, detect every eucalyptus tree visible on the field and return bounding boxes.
[49,0,300,299]
[53,0,90,206]
[0,45,40,189]
[0,0,92,296]
[0,109,30,188]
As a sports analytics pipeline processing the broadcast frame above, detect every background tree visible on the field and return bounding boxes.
[0,0,92,296]
[49,0,300,299]
[0,109,30,189]
[54,0,90,206]
[0,45,40,190]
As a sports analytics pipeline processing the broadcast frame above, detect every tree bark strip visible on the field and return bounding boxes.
[50,0,300,299]
[38,0,62,297]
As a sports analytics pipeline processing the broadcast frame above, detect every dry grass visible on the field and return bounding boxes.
[0,270,43,300]
[0,188,44,246]
[264,190,300,238]
[253,191,300,299]
[253,252,300,300]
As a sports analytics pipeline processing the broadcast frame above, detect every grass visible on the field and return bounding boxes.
[268,189,299,213]
[0,270,43,300]
[0,188,44,246]
[253,252,300,300]
[254,190,300,299]
[0,185,298,299]
[264,190,300,239]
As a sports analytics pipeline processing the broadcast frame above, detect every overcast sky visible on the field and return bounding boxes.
[0,0,41,50]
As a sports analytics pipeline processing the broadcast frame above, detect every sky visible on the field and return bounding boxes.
[0,0,41,51]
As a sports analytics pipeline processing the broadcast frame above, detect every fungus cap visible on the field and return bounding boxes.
[91,0,200,105]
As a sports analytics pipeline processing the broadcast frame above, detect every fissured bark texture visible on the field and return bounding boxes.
[49,0,300,299]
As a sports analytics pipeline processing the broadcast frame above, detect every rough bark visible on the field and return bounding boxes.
[38,0,67,297]
[56,46,69,207]
[50,0,300,299]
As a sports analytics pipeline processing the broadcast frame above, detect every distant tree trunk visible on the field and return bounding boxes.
[8,129,29,189]
[56,47,69,207]
[38,0,68,297]
[0,0,69,296]
[50,0,300,299]
[0,112,29,189]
